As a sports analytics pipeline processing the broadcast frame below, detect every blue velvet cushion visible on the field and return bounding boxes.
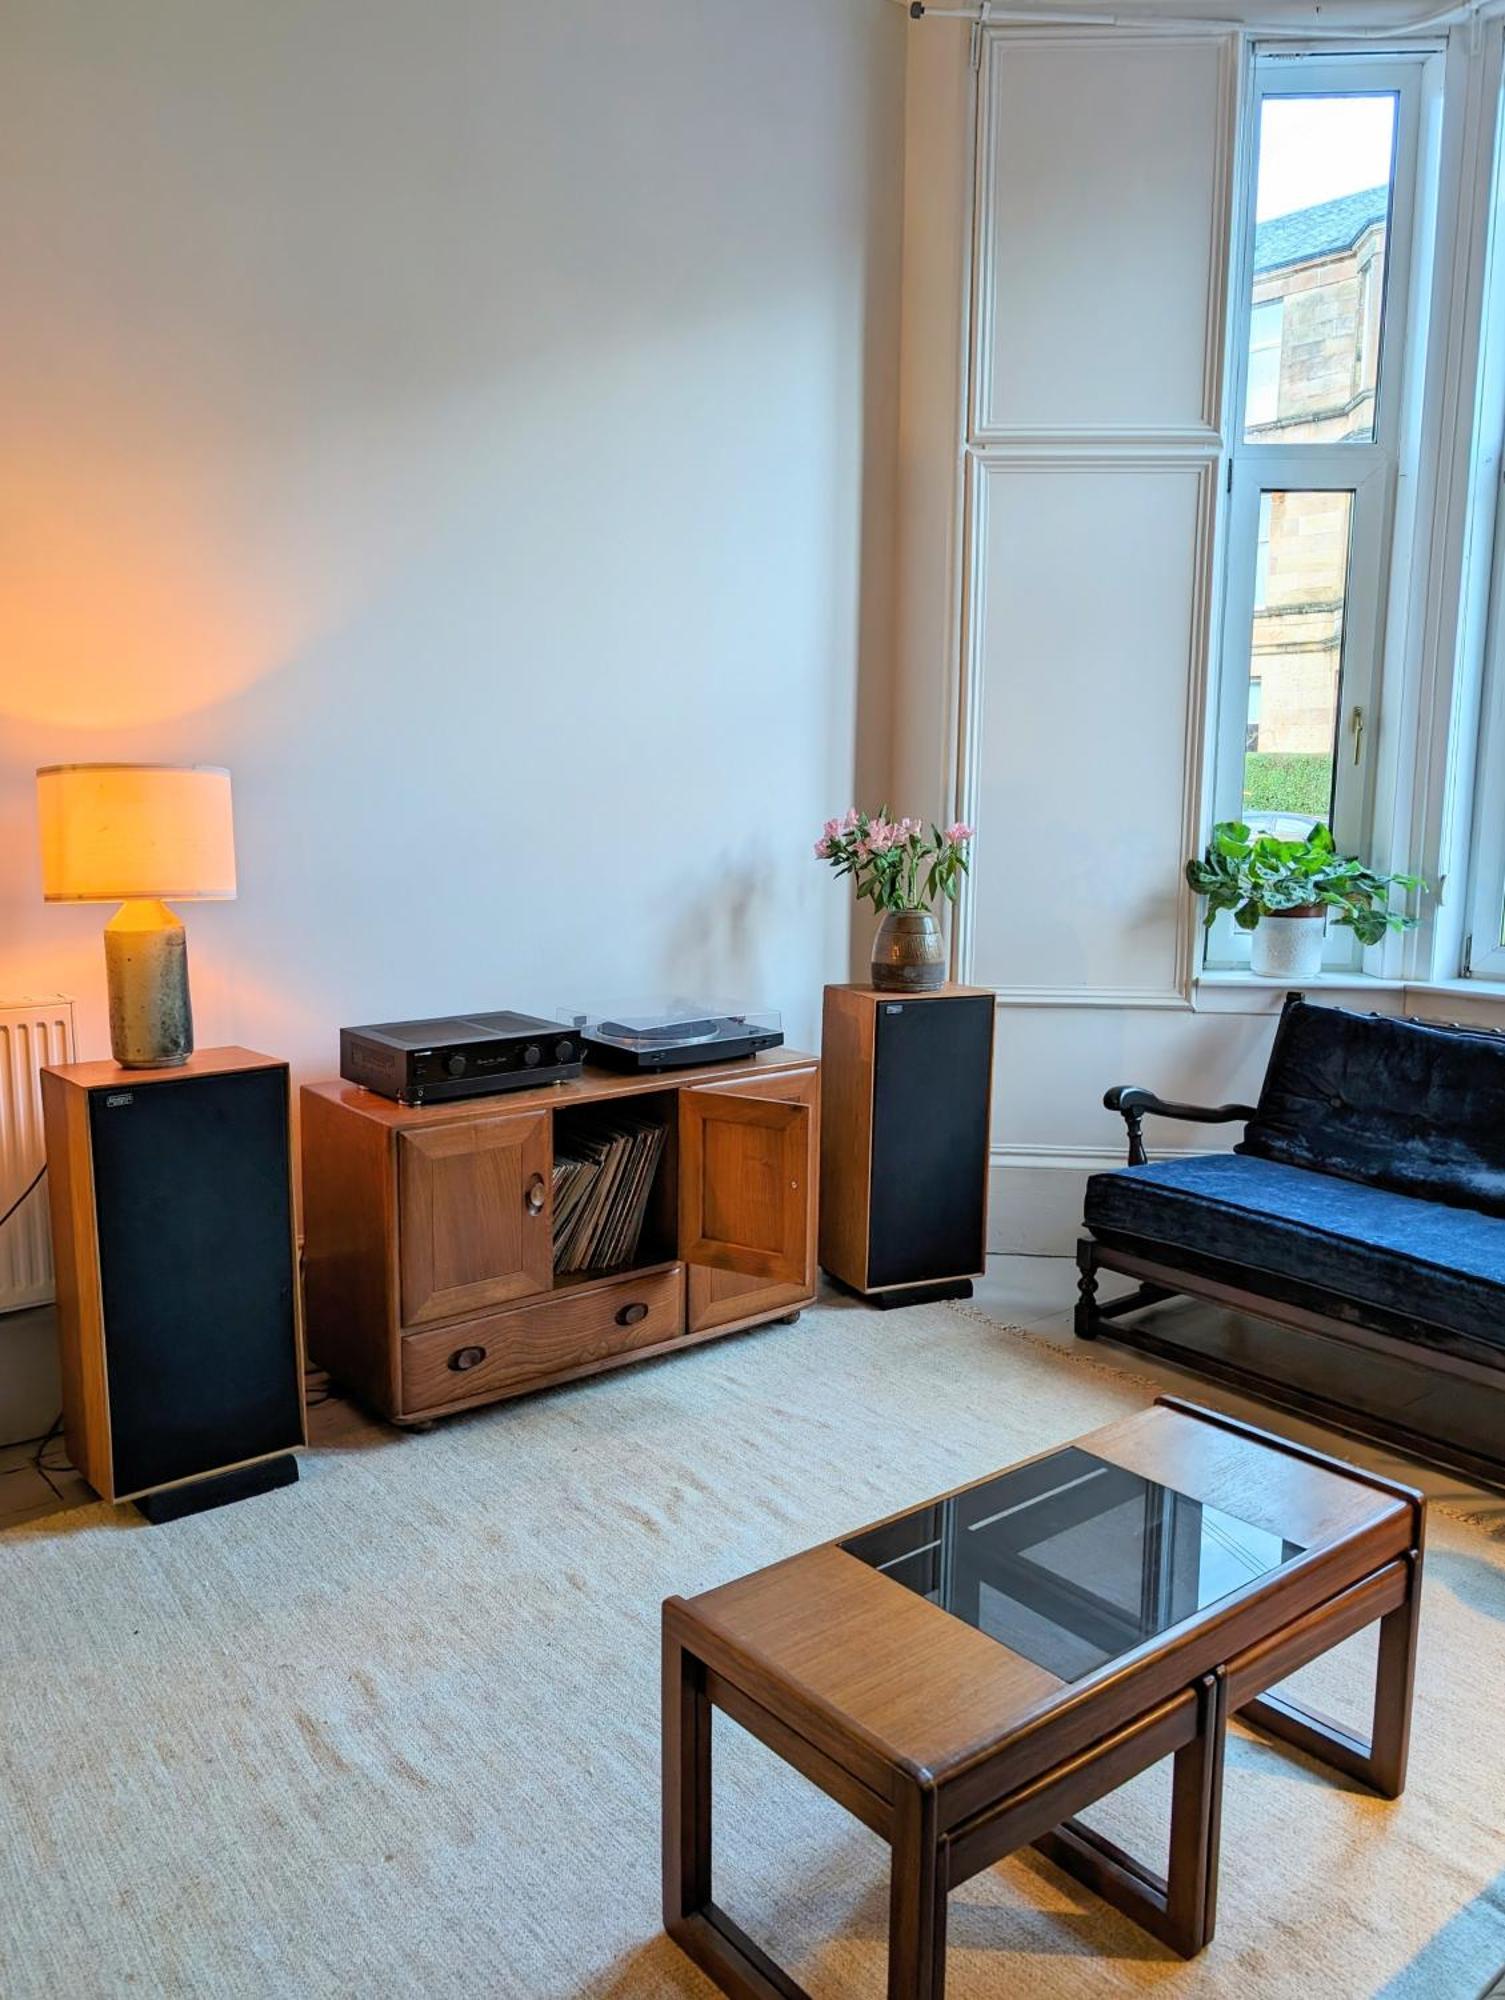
[1239,996,1505,1217]
[1084,1151,1505,1360]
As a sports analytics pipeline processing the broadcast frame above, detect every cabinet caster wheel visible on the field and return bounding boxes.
[776,1310,802,1325]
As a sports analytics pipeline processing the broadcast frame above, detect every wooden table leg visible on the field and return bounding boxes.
[1033,1670,1226,1959]
[663,1620,713,1933]
[889,1781,947,2000]
[1165,1667,1225,1953]
[662,1616,813,2000]
[1239,1546,1422,1800]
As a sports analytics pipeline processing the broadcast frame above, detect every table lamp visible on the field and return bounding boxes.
[36,763,237,1069]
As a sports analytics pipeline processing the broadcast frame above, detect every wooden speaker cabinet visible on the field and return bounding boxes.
[819,984,994,1306]
[41,1048,306,1520]
[300,1047,820,1426]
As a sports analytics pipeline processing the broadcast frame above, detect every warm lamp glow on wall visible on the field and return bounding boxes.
[36,764,237,1069]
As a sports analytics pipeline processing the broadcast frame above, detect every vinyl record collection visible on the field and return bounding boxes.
[551,1111,667,1275]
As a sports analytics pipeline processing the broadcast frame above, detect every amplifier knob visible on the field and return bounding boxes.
[555,1039,574,1064]
[522,1043,542,1067]
[446,1054,468,1078]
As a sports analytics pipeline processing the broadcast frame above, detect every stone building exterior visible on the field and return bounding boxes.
[1241,185,1388,821]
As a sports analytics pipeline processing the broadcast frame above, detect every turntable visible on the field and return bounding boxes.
[564,1001,783,1073]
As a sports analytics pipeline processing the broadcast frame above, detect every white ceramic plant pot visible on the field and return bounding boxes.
[1250,907,1326,980]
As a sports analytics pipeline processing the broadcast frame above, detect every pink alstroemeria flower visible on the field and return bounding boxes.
[944,822,975,846]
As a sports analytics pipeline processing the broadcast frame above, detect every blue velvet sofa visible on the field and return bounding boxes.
[1077,993,1505,1485]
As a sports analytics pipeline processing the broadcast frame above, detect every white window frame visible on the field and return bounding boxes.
[1460,99,1505,980]
[1205,48,1434,972]
[1467,509,1505,977]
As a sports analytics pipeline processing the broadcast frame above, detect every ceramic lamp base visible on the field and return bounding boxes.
[104,899,194,1068]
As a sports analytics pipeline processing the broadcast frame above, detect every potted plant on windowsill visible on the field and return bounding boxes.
[814,809,973,992]
[1186,821,1424,979]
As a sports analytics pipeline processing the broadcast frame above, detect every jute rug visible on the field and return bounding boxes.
[2,1294,1503,1999]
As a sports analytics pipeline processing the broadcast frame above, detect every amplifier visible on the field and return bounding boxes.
[339,1011,584,1105]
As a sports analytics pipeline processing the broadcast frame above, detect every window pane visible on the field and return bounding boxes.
[1244,95,1397,444]
[1241,489,1354,835]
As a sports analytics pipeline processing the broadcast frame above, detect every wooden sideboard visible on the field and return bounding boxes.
[300,1049,819,1425]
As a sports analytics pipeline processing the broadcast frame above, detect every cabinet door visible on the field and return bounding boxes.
[678,1075,813,1287]
[399,1111,551,1326]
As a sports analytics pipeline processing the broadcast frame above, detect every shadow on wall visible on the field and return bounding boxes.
[661,868,779,1002]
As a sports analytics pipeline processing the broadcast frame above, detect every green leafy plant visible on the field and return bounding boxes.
[1186,821,1425,948]
[814,809,973,915]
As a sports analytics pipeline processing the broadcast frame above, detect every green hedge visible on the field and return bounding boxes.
[1244,751,1332,818]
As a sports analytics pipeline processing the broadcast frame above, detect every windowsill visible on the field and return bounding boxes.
[1405,977,1505,1001]
[1193,970,1505,1009]
[1195,968,1406,989]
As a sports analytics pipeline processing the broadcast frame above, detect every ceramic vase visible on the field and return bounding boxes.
[871,909,946,992]
[1250,907,1325,980]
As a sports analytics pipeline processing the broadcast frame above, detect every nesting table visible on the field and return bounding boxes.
[662,1396,1424,1997]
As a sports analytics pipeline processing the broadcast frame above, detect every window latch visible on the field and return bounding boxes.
[1350,704,1365,766]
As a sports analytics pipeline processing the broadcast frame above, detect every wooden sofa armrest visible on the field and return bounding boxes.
[1103,1084,1258,1166]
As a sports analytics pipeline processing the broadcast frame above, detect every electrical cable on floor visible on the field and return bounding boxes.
[30,1413,63,1489]
[0,1163,45,1234]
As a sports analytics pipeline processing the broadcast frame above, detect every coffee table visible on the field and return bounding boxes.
[662,1396,1423,1998]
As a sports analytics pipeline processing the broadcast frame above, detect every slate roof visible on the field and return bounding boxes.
[1254,186,1388,275]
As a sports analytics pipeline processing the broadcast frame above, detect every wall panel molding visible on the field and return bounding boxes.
[987,985,1196,1011]
[970,27,1241,446]
[956,452,1219,1007]
[968,429,1224,457]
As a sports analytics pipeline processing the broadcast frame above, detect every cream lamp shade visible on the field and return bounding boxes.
[36,764,237,904]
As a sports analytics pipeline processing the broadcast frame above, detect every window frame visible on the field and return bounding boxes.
[1467,500,1505,976]
[1459,97,1505,980]
[1205,47,1433,972]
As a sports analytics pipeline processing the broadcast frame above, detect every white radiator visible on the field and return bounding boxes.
[0,996,76,1314]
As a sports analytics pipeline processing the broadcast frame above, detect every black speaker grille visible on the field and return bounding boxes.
[89,1066,302,1496]
[867,996,993,1291]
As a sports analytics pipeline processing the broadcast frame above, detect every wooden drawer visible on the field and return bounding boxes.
[400,1265,686,1414]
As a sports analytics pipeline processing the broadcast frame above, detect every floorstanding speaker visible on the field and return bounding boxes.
[41,1048,305,1519]
[819,984,995,1308]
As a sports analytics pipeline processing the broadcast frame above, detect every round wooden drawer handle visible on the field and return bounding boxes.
[525,1176,547,1215]
[448,1345,487,1372]
[615,1302,649,1327]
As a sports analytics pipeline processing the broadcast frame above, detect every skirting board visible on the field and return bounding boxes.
[990,1145,1221,1255]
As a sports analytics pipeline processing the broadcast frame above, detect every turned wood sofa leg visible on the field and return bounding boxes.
[1075,1238,1100,1340]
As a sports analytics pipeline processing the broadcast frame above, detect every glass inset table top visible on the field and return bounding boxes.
[841,1447,1305,1683]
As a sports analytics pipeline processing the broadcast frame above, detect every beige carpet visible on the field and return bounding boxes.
[2,1294,1503,1999]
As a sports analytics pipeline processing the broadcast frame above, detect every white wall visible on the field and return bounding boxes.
[0,0,905,1084]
